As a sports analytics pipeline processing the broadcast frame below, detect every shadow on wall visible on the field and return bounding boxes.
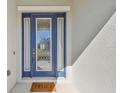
[71,0,116,65]
[72,12,116,93]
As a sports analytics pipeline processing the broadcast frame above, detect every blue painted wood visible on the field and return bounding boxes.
[22,14,24,77]
[64,13,66,78]
[56,13,66,77]
[22,13,66,77]
[22,13,31,77]
[31,14,57,77]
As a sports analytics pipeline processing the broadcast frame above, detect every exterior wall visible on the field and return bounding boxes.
[72,0,116,63]
[17,0,72,6]
[7,0,17,92]
[72,13,116,93]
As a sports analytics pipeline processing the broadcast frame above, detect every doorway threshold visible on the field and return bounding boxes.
[20,77,57,83]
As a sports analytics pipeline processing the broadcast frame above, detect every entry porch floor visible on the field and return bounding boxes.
[10,82,78,93]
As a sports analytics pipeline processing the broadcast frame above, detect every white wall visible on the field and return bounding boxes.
[7,0,17,92]
[72,0,116,63]
[72,13,116,93]
[17,0,72,6]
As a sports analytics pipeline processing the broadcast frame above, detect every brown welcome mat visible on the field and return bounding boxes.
[31,82,56,92]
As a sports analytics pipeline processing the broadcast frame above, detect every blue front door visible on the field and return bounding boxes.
[22,13,66,77]
[31,14,57,77]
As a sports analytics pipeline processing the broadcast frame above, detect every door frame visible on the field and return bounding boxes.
[22,13,66,77]
[17,6,71,82]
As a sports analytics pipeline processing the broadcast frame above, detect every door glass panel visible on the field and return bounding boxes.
[57,17,64,71]
[24,18,30,71]
[36,18,52,71]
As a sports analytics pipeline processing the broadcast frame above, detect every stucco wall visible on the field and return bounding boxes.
[72,0,116,63]
[17,0,72,6]
[72,13,116,93]
[7,0,17,92]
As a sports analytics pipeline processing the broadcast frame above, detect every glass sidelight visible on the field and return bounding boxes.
[57,17,64,71]
[24,18,30,71]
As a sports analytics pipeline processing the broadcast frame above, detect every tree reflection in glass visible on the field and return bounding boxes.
[36,18,52,71]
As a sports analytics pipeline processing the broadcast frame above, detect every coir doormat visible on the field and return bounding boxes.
[31,82,56,92]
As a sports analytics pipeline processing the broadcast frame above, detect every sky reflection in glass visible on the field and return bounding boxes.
[37,30,50,43]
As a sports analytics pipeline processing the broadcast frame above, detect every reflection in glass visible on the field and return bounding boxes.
[36,18,52,71]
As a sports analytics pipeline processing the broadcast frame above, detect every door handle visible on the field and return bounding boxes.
[32,48,36,59]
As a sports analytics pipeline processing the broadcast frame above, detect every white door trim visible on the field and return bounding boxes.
[17,6,71,12]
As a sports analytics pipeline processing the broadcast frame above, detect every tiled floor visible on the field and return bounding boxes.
[10,82,78,93]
